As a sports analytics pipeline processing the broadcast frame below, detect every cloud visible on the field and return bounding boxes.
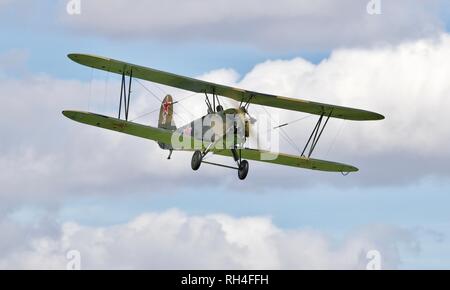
[57,0,447,51]
[185,34,450,157]
[0,71,238,213]
[0,209,418,269]
[2,33,450,212]
[0,80,169,212]
[168,34,450,187]
[229,34,450,186]
[0,3,448,271]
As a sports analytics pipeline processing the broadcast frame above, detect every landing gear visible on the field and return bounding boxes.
[238,160,249,180]
[232,148,249,180]
[191,92,251,180]
[191,150,202,171]
[190,149,249,180]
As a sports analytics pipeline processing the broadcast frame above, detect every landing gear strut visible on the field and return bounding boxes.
[190,149,250,180]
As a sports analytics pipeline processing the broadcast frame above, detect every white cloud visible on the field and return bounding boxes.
[177,34,450,186]
[0,209,418,269]
[58,0,447,51]
[237,35,450,156]
[0,72,241,212]
[2,34,450,208]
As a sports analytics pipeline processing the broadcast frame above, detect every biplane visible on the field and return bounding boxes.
[63,53,384,180]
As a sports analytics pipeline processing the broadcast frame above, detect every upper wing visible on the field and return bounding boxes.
[213,148,358,173]
[68,53,384,121]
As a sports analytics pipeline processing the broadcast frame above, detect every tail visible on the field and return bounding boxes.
[158,95,176,151]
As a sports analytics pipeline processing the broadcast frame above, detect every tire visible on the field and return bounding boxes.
[191,150,202,171]
[238,160,249,180]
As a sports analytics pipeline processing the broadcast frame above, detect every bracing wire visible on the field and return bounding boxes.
[88,68,94,111]
[135,78,188,122]
[130,92,200,124]
[145,80,199,120]
[151,82,169,96]
[260,105,305,155]
[129,107,161,122]
[173,92,199,119]
[131,80,199,124]
[135,79,163,102]
[325,119,346,158]
[103,70,110,114]
[279,127,303,154]
[273,115,313,129]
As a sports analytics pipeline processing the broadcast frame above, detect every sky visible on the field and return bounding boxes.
[0,0,450,269]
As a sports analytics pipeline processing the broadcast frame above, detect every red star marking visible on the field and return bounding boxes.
[162,99,172,115]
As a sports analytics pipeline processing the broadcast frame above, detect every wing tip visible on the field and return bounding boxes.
[67,53,110,65]
[63,110,91,121]
[67,53,81,63]
[349,166,359,172]
[62,110,82,121]
[372,112,385,121]
[62,110,74,119]
[353,111,385,121]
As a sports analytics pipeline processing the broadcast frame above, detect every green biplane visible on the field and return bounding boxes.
[63,53,384,180]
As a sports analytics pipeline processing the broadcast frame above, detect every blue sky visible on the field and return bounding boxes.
[1,0,450,269]
[1,12,328,79]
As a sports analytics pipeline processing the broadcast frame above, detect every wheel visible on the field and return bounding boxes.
[238,160,249,180]
[191,150,203,171]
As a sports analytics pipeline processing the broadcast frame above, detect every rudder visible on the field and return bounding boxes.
[158,95,176,150]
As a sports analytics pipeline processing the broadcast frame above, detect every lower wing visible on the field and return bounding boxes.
[213,148,358,173]
[63,110,175,144]
[63,111,358,173]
